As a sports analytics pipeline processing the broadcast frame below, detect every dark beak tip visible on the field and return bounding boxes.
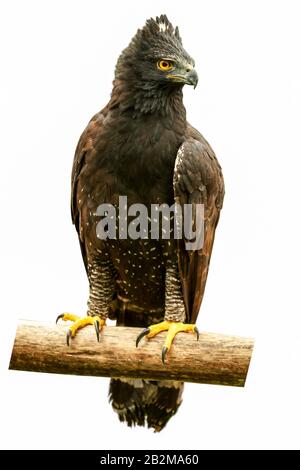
[187,69,198,89]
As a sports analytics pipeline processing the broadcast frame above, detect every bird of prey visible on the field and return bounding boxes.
[57,15,224,432]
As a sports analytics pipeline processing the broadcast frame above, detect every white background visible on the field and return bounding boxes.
[1,0,299,450]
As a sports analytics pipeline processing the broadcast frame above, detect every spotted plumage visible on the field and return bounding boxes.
[70,14,224,432]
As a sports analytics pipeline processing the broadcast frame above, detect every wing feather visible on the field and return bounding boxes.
[174,124,225,323]
[71,109,107,271]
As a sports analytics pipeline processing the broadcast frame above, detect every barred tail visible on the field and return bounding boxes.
[108,301,183,431]
[109,378,184,432]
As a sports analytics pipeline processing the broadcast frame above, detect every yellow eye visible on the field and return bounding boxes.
[157,60,174,71]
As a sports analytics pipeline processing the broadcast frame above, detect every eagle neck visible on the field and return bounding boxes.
[110,80,186,122]
[132,86,185,119]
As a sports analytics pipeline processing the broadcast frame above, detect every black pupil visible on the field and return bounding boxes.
[162,61,169,68]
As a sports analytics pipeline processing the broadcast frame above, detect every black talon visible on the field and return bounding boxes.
[56,314,64,324]
[162,346,168,365]
[94,320,100,342]
[136,328,150,347]
[194,326,200,341]
[66,329,72,347]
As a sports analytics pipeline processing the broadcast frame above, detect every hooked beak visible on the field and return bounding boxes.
[185,69,199,88]
[167,67,198,89]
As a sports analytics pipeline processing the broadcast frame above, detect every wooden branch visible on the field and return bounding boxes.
[9,320,254,387]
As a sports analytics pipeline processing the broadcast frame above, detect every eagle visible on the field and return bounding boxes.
[57,15,224,432]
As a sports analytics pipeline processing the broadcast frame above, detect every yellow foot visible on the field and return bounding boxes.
[136,320,199,364]
[56,313,106,346]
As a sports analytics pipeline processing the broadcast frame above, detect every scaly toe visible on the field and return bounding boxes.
[161,322,199,363]
[135,320,199,363]
[57,314,106,345]
[56,313,80,324]
[135,321,171,347]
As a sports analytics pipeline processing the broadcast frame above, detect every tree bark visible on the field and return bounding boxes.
[9,319,254,387]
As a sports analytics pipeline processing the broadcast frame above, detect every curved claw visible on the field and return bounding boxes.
[66,329,72,347]
[94,319,100,342]
[162,346,168,365]
[56,314,64,324]
[136,328,150,348]
[194,326,200,341]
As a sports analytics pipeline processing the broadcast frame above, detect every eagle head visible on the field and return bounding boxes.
[115,14,198,90]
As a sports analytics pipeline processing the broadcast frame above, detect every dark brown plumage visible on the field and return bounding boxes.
[70,15,224,431]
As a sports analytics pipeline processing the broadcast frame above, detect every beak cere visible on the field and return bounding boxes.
[186,69,198,88]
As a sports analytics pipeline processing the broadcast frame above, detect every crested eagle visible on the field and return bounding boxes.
[57,15,224,432]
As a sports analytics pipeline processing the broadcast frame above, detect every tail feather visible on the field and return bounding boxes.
[109,303,183,432]
[146,381,184,431]
[109,378,184,432]
[109,378,146,428]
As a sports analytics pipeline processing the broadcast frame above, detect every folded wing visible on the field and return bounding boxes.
[173,124,225,323]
